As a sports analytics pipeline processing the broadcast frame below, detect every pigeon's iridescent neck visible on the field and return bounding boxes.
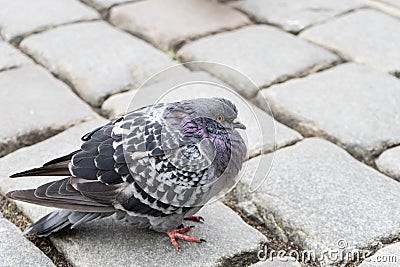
[182,119,209,139]
[182,117,232,176]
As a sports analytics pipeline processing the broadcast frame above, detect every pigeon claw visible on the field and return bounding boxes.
[184,215,204,223]
[167,226,205,251]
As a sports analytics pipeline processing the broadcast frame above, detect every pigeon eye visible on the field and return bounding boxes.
[216,115,224,123]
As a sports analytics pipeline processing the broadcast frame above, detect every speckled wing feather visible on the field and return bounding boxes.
[9,103,217,219]
[115,104,220,210]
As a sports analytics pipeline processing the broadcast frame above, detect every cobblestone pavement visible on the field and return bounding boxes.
[0,0,399,266]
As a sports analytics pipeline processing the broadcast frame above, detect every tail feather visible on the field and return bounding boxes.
[24,210,114,237]
[10,165,71,178]
[6,190,115,213]
[10,150,79,178]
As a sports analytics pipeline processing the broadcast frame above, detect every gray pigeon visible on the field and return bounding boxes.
[7,97,247,250]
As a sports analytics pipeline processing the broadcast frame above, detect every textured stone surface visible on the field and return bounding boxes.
[21,21,179,106]
[236,138,400,264]
[376,146,400,181]
[364,0,400,18]
[301,9,400,74]
[178,25,338,98]
[0,0,99,41]
[251,257,301,267]
[0,216,55,267]
[81,0,134,10]
[0,42,31,71]
[110,0,250,50]
[102,70,302,158]
[382,0,400,7]
[0,65,96,157]
[359,242,400,267]
[234,0,363,33]
[258,63,400,162]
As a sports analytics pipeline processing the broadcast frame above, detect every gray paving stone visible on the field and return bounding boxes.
[101,89,137,117]
[102,70,302,158]
[0,120,266,266]
[0,65,96,157]
[0,42,31,71]
[376,146,400,181]
[178,25,339,99]
[364,0,400,18]
[81,0,134,10]
[236,138,400,264]
[257,63,400,163]
[378,0,400,8]
[234,0,363,33]
[301,9,400,74]
[0,0,99,41]
[0,217,55,267]
[359,242,400,267]
[110,0,250,51]
[251,257,301,267]
[21,21,181,106]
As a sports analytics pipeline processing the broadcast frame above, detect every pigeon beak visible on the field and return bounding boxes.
[233,120,246,130]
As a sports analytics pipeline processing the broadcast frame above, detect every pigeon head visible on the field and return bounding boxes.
[163,98,246,177]
[178,97,245,135]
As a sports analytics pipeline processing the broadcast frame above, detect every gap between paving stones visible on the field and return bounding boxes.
[8,18,101,46]
[262,57,344,92]
[107,14,251,53]
[222,191,320,267]
[169,23,251,52]
[181,57,343,101]
[231,3,366,36]
[93,0,140,18]
[297,6,400,72]
[253,62,400,168]
[217,250,260,267]
[106,0,353,104]
[244,57,345,106]
[18,20,186,107]
[364,0,399,16]
[365,1,400,20]
[12,36,104,109]
[228,183,400,267]
[0,194,72,267]
[3,18,174,112]
[0,65,19,73]
[259,98,400,167]
[0,124,74,158]
[7,0,343,112]
[229,4,275,26]
[107,0,252,52]
[245,140,298,161]
[3,32,114,115]
[6,8,340,114]
[353,237,400,267]
[372,143,400,182]
[295,6,368,36]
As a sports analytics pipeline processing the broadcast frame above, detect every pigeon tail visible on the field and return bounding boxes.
[10,150,79,178]
[24,210,113,237]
